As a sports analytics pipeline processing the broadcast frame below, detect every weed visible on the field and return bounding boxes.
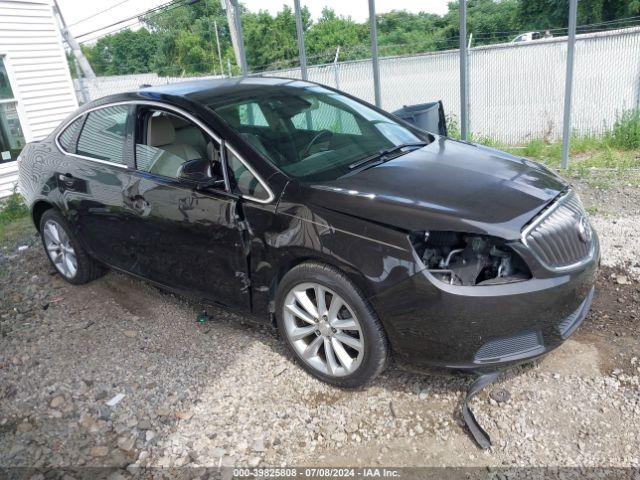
[605,109,640,150]
[0,187,28,226]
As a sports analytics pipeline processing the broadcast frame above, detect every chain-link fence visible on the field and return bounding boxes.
[75,26,640,145]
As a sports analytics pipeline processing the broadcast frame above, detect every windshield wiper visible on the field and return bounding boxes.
[347,142,428,170]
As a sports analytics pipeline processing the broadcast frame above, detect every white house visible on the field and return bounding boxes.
[0,0,78,197]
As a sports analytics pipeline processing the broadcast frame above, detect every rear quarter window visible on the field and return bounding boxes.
[77,105,129,164]
[58,116,84,153]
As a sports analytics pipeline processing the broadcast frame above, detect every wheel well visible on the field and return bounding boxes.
[268,257,372,319]
[31,201,54,232]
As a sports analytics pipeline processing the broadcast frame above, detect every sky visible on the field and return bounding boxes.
[57,0,451,44]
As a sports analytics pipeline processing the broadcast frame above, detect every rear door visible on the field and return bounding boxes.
[123,105,250,308]
[57,104,139,271]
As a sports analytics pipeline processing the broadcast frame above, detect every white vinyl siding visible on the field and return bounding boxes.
[0,0,77,197]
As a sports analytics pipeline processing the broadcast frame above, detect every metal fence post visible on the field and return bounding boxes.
[333,46,341,89]
[294,0,308,80]
[368,0,382,107]
[459,0,469,141]
[561,0,578,169]
[230,0,248,76]
[214,20,224,77]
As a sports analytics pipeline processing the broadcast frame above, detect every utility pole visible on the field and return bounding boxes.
[72,57,90,103]
[213,20,224,77]
[459,0,469,141]
[368,0,381,107]
[52,0,95,79]
[293,0,307,80]
[224,0,247,76]
[561,0,578,169]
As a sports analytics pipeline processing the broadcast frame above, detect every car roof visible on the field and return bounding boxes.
[139,76,319,102]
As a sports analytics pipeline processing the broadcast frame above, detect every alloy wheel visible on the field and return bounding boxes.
[43,219,78,279]
[283,282,364,377]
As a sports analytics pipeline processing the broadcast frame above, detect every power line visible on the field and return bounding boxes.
[77,0,200,44]
[75,0,191,39]
[68,0,136,27]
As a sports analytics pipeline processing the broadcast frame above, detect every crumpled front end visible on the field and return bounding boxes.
[369,190,600,370]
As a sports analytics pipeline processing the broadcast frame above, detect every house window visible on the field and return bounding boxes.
[0,58,26,163]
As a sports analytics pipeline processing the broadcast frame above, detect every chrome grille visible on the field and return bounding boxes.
[523,191,594,270]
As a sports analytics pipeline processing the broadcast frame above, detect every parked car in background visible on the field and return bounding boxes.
[511,31,546,43]
[18,77,598,387]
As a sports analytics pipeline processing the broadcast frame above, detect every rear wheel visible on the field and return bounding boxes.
[275,262,389,388]
[39,210,104,285]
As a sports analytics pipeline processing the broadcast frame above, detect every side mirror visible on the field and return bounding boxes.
[178,158,225,190]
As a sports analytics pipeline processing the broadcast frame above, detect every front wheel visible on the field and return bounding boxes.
[275,262,389,388]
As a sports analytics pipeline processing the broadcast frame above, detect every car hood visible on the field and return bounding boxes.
[305,137,568,240]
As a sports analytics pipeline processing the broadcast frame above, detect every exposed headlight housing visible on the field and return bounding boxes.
[412,231,532,286]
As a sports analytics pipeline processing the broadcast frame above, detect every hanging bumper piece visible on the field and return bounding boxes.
[462,371,500,449]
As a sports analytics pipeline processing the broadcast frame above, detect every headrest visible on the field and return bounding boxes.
[148,115,175,147]
[206,141,220,162]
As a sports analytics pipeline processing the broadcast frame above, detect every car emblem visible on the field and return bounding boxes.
[577,216,592,243]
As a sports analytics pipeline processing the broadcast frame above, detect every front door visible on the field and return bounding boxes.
[124,105,249,308]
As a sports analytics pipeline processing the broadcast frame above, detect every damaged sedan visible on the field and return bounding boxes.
[18,77,599,392]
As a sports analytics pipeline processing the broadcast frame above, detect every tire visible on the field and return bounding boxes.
[39,209,104,285]
[275,262,389,388]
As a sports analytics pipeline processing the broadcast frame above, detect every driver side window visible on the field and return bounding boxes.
[134,108,223,184]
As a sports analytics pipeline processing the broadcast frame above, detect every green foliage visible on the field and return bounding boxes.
[517,0,637,31]
[0,189,29,226]
[81,0,640,76]
[442,0,520,46]
[605,109,640,150]
[0,188,33,249]
[83,28,159,76]
[503,111,640,182]
[243,6,306,71]
[521,138,546,157]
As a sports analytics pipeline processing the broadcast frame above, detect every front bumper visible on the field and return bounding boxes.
[369,235,599,370]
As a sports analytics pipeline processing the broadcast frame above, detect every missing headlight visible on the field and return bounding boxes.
[412,231,531,286]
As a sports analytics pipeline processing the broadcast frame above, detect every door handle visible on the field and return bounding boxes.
[58,173,76,188]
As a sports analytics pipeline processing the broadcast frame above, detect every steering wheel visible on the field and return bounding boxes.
[301,129,332,158]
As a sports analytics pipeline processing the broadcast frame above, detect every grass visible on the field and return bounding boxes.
[0,189,33,249]
[446,108,640,185]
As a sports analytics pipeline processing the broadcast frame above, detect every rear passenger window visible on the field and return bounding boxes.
[77,105,129,164]
[58,116,84,153]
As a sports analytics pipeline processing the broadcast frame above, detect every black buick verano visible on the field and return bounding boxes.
[18,77,599,387]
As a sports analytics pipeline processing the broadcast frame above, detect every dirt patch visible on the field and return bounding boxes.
[574,266,640,376]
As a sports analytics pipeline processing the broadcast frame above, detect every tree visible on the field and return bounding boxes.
[305,8,368,61]
[81,28,157,76]
[80,0,639,77]
[517,0,640,30]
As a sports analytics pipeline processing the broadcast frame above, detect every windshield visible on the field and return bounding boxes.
[208,85,430,182]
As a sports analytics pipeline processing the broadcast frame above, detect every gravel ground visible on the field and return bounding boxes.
[1,182,639,472]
